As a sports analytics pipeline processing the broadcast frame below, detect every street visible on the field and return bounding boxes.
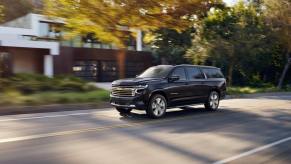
[0,94,290,164]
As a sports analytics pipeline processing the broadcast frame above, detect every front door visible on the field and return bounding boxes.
[166,67,189,106]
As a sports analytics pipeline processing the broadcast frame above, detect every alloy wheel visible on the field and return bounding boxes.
[151,97,166,117]
[209,91,219,109]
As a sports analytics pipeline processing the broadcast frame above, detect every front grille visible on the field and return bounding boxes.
[111,87,135,97]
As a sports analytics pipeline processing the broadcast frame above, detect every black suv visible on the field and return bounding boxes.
[110,65,226,118]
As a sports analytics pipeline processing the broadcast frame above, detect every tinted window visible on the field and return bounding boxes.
[186,67,204,80]
[138,65,173,78]
[171,67,187,81]
[202,68,224,78]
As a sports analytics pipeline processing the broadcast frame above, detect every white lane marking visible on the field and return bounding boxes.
[213,136,291,164]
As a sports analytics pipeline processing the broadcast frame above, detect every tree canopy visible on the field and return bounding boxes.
[263,0,291,88]
[0,4,3,22]
[43,0,222,47]
[186,1,280,85]
[0,0,38,22]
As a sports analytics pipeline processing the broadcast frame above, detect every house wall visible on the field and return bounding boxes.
[54,47,153,81]
[3,48,48,74]
[3,14,32,29]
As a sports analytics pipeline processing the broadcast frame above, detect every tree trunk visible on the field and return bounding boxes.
[117,49,126,79]
[227,60,234,86]
[277,57,291,89]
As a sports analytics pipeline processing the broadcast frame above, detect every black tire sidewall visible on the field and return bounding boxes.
[146,94,167,118]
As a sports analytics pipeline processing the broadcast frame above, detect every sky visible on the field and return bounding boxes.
[223,0,238,6]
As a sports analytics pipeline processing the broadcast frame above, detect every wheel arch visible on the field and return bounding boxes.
[210,87,221,98]
[149,90,168,102]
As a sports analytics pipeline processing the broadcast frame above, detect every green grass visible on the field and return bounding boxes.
[227,86,291,95]
[1,85,290,106]
[0,89,110,106]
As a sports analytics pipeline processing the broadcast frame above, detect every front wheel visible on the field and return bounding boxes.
[146,94,167,118]
[204,91,220,111]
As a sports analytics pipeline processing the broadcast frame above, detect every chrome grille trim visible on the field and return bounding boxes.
[111,87,135,97]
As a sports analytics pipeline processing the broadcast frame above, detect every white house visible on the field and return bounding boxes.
[0,13,150,81]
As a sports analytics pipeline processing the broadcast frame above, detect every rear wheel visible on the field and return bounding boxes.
[146,94,167,118]
[115,107,132,115]
[204,91,220,111]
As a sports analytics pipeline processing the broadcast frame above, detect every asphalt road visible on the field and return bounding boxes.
[0,94,290,164]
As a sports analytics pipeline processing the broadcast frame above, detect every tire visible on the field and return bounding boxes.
[204,91,220,111]
[146,94,167,118]
[115,107,132,115]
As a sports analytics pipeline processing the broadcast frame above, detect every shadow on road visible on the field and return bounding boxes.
[2,96,290,163]
[119,106,227,122]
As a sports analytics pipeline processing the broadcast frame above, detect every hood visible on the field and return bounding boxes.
[112,77,162,86]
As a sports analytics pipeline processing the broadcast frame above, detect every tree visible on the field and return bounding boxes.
[43,0,222,47]
[43,0,222,78]
[0,3,3,22]
[263,0,291,88]
[187,1,271,85]
[0,0,37,22]
[146,28,193,64]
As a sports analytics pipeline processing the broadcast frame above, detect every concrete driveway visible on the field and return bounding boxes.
[0,93,290,163]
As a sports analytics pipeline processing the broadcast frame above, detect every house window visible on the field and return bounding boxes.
[100,61,118,81]
[73,61,98,81]
[39,21,62,39]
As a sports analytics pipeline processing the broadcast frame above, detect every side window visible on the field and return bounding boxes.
[186,67,205,80]
[171,67,187,81]
[203,68,224,78]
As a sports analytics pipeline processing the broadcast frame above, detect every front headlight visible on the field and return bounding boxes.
[134,85,148,94]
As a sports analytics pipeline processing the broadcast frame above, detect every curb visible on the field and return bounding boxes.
[0,102,111,116]
[225,92,291,99]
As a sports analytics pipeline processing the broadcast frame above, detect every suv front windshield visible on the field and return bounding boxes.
[138,65,173,78]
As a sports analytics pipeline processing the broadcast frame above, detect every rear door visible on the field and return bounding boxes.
[202,68,226,98]
[185,66,209,103]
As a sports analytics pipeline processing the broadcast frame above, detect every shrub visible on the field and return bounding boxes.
[2,73,98,94]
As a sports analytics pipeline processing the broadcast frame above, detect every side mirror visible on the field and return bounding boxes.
[168,75,180,82]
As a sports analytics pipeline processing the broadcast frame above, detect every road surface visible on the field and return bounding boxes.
[0,94,290,164]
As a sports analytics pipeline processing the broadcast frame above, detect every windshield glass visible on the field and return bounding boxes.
[138,65,173,78]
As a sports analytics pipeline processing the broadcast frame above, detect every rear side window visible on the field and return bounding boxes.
[171,67,187,81]
[202,68,224,78]
[186,67,205,80]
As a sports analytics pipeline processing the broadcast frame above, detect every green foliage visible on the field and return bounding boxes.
[0,4,4,22]
[149,28,193,64]
[0,73,98,94]
[187,1,286,86]
[0,74,109,106]
[227,85,291,95]
[0,90,110,106]
[0,0,34,22]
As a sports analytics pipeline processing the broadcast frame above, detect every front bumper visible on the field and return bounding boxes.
[110,94,147,110]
